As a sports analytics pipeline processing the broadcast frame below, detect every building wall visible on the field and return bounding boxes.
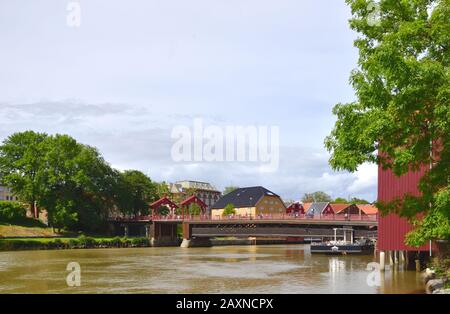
[0,186,19,201]
[255,195,286,215]
[211,195,286,218]
[211,207,255,218]
[378,165,432,252]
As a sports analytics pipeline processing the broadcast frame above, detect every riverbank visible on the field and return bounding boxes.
[0,236,150,251]
[0,221,61,237]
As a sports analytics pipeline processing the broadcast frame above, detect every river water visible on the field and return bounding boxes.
[0,244,424,294]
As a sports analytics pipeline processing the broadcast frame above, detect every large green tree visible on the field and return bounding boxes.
[0,131,48,217]
[325,0,449,246]
[0,131,123,232]
[301,191,332,203]
[118,170,159,216]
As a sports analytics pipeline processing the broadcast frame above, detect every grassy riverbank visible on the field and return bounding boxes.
[0,236,150,251]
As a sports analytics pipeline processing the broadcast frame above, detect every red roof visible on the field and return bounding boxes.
[357,204,378,215]
[329,203,352,214]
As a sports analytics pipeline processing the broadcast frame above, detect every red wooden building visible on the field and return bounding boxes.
[378,165,433,253]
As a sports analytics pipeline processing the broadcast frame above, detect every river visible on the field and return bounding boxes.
[0,244,424,294]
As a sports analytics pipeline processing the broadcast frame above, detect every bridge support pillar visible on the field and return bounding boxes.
[181,238,212,248]
[150,222,180,247]
[380,251,385,272]
[389,251,394,267]
[124,225,129,237]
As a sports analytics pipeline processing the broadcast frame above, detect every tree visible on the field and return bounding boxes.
[155,181,170,199]
[334,197,348,204]
[301,192,332,203]
[350,197,370,205]
[223,203,236,216]
[40,135,120,231]
[325,0,450,246]
[0,131,124,232]
[0,131,49,218]
[223,186,239,195]
[118,170,158,216]
[188,203,202,216]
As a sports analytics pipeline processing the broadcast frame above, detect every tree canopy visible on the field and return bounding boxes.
[301,191,332,203]
[0,131,162,232]
[223,203,236,216]
[223,186,239,195]
[325,0,449,246]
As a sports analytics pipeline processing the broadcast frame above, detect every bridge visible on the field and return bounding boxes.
[109,214,378,248]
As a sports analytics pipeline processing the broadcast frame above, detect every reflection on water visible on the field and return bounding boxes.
[0,245,423,294]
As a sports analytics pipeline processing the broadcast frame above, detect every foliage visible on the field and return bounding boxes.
[223,186,239,195]
[223,203,236,216]
[0,201,27,222]
[301,191,332,203]
[325,0,450,246]
[0,236,151,251]
[188,203,202,216]
[0,131,164,232]
[406,208,450,246]
[118,170,158,216]
[0,131,48,214]
[334,197,348,204]
[350,197,370,204]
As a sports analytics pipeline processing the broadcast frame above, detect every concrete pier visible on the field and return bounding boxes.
[380,251,386,272]
[181,238,212,248]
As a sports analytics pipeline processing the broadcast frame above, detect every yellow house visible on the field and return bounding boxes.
[211,186,286,218]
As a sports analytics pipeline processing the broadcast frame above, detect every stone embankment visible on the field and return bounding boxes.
[422,268,449,294]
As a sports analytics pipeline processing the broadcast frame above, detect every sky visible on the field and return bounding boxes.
[0,0,378,202]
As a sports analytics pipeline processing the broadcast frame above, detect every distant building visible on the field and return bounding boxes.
[0,186,18,202]
[211,186,286,218]
[306,202,334,216]
[305,202,378,217]
[330,203,361,215]
[356,204,378,216]
[167,180,221,212]
[286,202,305,215]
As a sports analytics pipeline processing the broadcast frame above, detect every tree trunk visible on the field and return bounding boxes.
[29,202,36,218]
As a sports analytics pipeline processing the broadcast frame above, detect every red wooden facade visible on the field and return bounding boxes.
[286,202,305,215]
[378,165,432,252]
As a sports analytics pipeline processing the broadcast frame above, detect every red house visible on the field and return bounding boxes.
[286,202,305,215]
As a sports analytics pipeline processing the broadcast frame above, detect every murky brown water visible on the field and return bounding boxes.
[0,245,424,294]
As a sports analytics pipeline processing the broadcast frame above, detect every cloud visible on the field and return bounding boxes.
[0,100,377,201]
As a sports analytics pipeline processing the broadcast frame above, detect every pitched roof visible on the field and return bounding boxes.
[211,186,279,209]
[357,204,378,215]
[302,203,312,211]
[329,203,352,214]
[306,202,330,215]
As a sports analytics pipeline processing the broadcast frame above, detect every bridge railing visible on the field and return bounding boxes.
[110,213,378,223]
[209,213,378,222]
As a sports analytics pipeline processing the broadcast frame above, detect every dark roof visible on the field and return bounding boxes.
[211,186,279,209]
[306,202,330,216]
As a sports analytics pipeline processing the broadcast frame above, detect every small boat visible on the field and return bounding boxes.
[310,228,374,255]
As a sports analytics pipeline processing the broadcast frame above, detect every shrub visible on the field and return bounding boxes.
[110,236,122,248]
[0,201,27,222]
[77,235,96,248]
[131,237,150,247]
[223,203,236,216]
[68,239,79,249]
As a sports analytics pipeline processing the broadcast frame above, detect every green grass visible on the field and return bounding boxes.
[0,236,150,251]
